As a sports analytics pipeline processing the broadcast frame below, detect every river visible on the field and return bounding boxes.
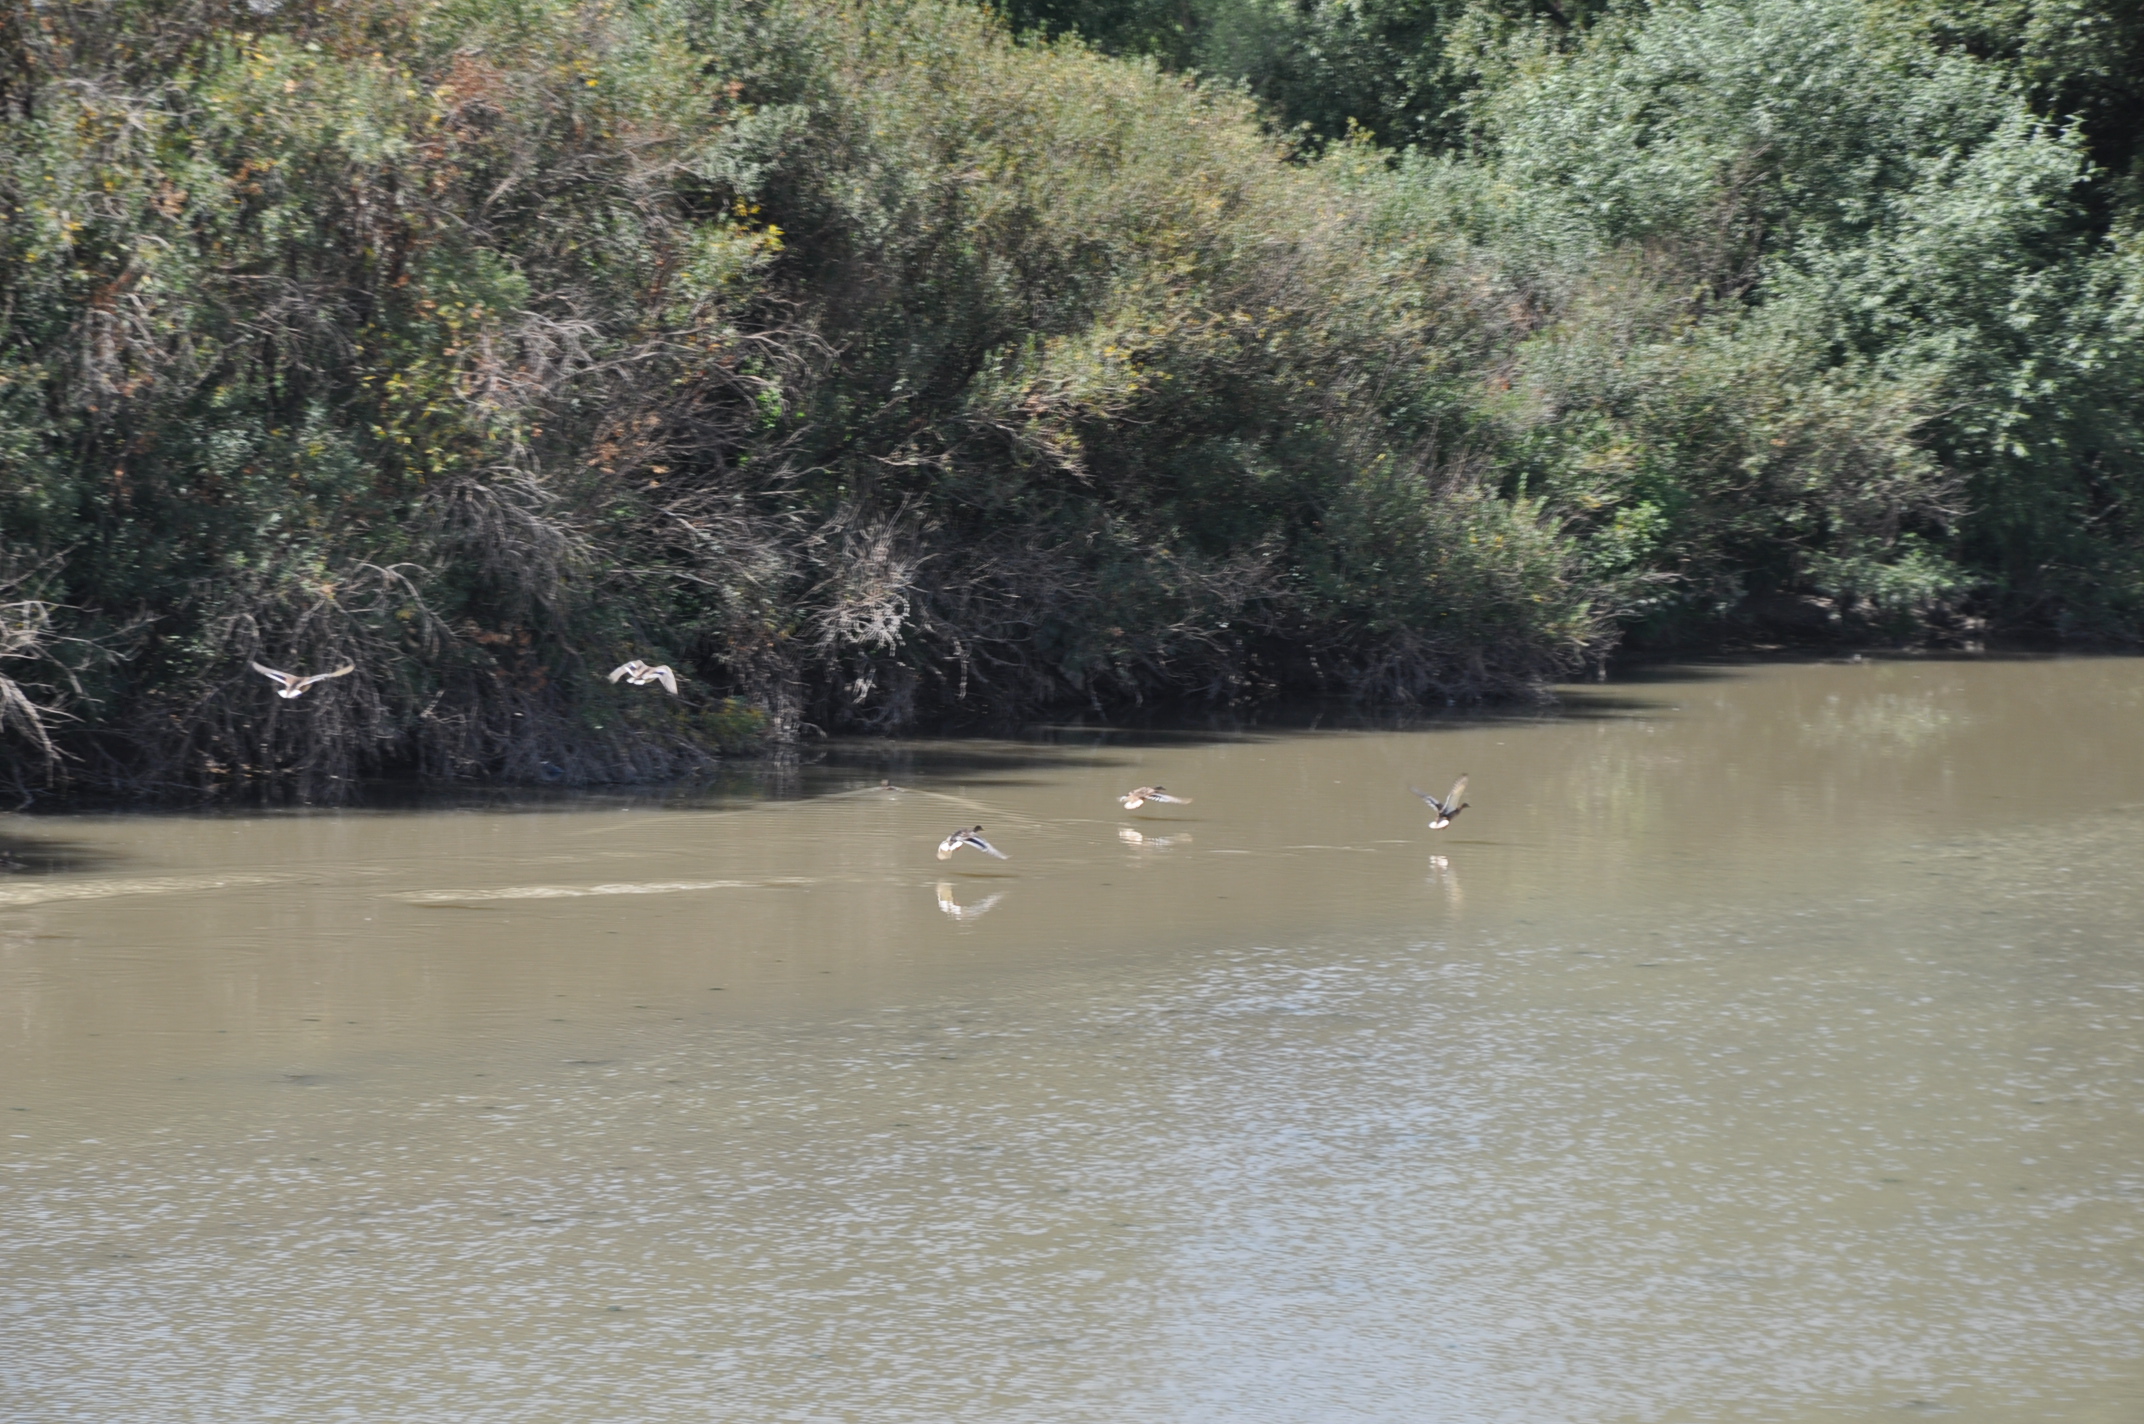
[2,656,2140,1422]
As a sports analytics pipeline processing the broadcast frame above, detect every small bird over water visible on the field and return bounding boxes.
[607,659,679,695]
[937,825,1008,861]
[1118,786,1191,810]
[1410,775,1469,829]
[251,661,355,699]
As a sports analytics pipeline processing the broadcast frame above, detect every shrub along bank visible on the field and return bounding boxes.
[1,0,2137,796]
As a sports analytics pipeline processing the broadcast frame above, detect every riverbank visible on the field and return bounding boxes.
[6,641,2112,810]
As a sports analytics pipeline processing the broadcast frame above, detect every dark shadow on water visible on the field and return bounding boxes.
[1608,644,2143,677]
[0,831,127,876]
[1588,660,1760,686]
[1,676,1713,824]
[598,681,1705,805]
[20,649,2141,822]
[24,653,2018,821]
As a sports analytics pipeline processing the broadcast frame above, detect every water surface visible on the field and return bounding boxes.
[4,657,2141,1421]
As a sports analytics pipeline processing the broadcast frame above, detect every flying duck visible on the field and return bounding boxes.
[251,661,355,699]
[1118,786,1191,810]
[607,659,679,694]
[1410,776,1469,830]
[936,825,1008,861]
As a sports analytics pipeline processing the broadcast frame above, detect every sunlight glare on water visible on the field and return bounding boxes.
[2,657,2141,1422]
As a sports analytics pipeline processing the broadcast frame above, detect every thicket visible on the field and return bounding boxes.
[1,0,2139,797]
[0,0,1608,796]
[1012,0,2144,637]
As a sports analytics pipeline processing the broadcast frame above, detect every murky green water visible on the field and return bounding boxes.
[3,656,2141,1422]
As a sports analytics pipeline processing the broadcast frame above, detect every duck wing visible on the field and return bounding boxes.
[607,661,642,684]
[1443,776,1468,811]
[250,661,296,688]
[1146,792,1191,804]
[650,665,678,695]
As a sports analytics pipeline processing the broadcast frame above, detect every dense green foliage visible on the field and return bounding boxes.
[1402,0,2144,639]
[0,0,1598,793]
[1003,0,1613,149]
[1012,0,2144,632]
[1,0,2138,795]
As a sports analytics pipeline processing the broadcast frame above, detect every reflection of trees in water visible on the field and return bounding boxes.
[1799,690,1966,750]
[0,833,124,876]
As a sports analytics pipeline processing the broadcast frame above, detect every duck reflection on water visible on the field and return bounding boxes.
[934,883,1008,921]
[1425,853,1462,909]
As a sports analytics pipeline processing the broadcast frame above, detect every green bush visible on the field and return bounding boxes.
[0,0,1606,796]
[1024,0,2144,640]
[8,0,2136,797]
[1371,0,2142,637]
